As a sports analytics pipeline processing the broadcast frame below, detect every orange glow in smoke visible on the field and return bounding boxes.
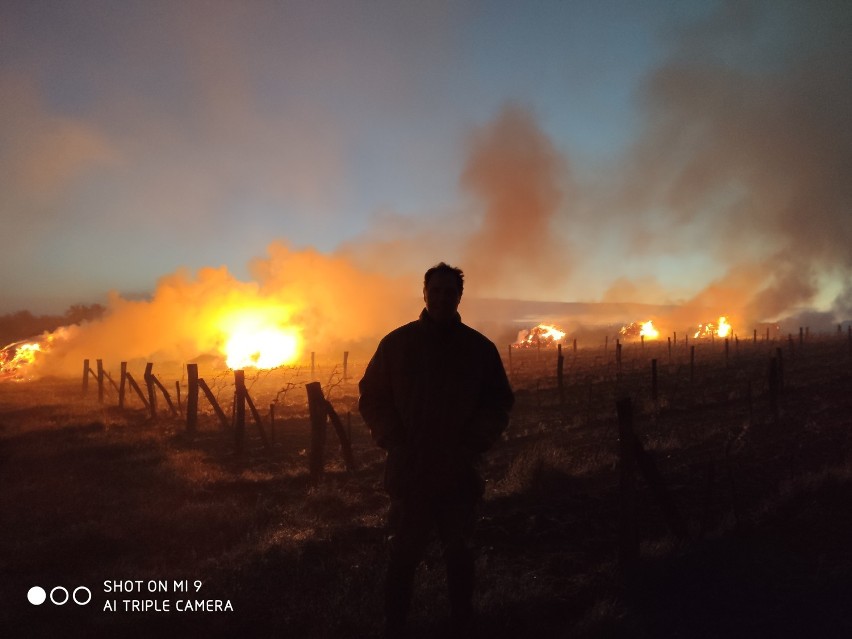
[640,320,659,339]
[515,323,566,347]
[217,307,302,370]
[621,320,660,340]
[694,316,733,339]
[0,341,43,380]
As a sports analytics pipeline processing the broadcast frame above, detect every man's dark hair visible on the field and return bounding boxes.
[424,262,464,296]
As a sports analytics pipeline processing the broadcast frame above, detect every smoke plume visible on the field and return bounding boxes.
[614,0,852,325]
[460,105,573,298]
[37,243,414,376]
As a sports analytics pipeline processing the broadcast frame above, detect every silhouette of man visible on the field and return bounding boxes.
[359,262,514,637]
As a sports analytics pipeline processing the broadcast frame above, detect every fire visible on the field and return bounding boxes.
[218,308,302,370]
[640,320,660,339]
[694,316,733,339]
[514,323,566,348]
[1,340,44,380]
[620,320,660,340]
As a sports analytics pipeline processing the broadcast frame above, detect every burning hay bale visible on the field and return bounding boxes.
[1,338,48,380]
[514,324,566,348]
[619,320,660,340]
[694,316,732,339]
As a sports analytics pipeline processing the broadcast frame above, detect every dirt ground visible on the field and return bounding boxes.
[2,337,852,637]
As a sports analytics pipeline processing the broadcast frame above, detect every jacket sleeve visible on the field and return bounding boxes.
[465,342,514,453]
[358,339,404,449]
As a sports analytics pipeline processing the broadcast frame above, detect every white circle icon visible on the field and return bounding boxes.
[73,586,92,605]
[28,586,47,605]
[50,586,70,605]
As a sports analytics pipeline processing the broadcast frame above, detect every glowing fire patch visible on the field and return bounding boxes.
[620,320,660,340]
[0,340,43,380]
[694,316,733,339]
[640,320,660,339]
[218,309,301,370]
[514,323,566,348]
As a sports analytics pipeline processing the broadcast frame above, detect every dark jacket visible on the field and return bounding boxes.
[359,309,514,498]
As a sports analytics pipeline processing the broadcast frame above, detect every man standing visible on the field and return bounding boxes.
[359,262,514,637]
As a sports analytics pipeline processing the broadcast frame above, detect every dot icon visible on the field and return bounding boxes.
[28,586,47,605]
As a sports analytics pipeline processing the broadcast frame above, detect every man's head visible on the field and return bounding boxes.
[423,262,464,323]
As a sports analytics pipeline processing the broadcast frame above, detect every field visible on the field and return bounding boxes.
[2,335,852,638]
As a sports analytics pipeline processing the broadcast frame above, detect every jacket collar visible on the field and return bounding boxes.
[419,308,462,333]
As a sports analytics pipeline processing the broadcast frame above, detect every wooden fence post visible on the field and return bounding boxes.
[343,351,349,382]
[82,359,89,395]
[306,382,327,481]
[124,372,150,410]
[187,363,198,434]
[144,363,157,418]
[197,378,229,431]
[244,390,270,450]
[149,374,178,416]
[119,362,127,409]
[557,344,564,403]
[96,359,104,403]
[234,370,246,454]
[326,400,356,472]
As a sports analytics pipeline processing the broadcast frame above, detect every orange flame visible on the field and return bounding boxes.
[694,316,733,339]
[514,323,566,348]
[1,340,44,380]
[217,306,302,370]
[640,320,660,339]
[620,320,660,340]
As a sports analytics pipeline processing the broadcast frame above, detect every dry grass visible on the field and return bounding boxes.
[2,338,852,637]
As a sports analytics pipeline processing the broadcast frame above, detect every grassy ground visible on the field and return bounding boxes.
[2,336,852,637]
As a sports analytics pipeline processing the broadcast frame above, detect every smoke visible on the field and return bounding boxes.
[461,105,573,298]
[18,99,579,376]
[37,242,414,376]
[249,242,414,344]
[613,0,852,325]
[13,0,852,376]
[0,72,120,229]
[339,104,574,303]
